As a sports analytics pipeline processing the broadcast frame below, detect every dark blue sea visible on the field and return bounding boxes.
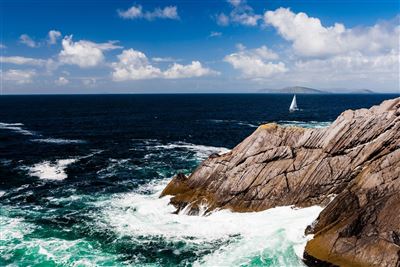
[0,94,397,266]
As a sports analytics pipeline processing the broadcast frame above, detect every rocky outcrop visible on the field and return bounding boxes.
[161,98,400,266]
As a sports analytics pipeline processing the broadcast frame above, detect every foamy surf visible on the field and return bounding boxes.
[153,141,231,160]
[98,179,322,266]
[31,138,86,144]
[278,121,331,129]
[28,159,78,180]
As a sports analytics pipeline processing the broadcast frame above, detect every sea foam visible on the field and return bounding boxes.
[99,179,322,266]
[28,159,77,180]
[31,138,86,144]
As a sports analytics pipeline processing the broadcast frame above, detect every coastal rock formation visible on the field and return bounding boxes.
[161,97,400,266]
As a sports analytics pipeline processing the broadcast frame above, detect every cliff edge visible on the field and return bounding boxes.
[161,98,400,266]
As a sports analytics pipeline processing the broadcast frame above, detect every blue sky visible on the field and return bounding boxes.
[0,0,399,94]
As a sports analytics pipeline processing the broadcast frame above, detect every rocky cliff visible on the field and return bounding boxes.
[160,98,400,266]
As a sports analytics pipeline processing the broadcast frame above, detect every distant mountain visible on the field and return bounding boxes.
[258,86,327,94]
[258,86,377,94]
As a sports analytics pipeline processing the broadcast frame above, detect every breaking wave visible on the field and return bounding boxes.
[31,138,86,144]
[0,122,35,136]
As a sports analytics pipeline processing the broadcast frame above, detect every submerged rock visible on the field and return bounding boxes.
[161,98,400,266]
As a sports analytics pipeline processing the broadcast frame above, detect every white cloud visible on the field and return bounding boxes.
[112,49,163,81]
[19,34,37,48]
[2,69,37,84]
[59,35,122,68]
[112,49,218,81]
[264,8,400,58]
[224,45,286,79]
[294,50,399,81]
[0,56,47,66]
[82,78,97,87]
[227,0,242,7]
[0,43,6,49]
[217,13,230,26]
[164,61,219,79]
[209,31,222,37]
[152,57,179,63]
[55,76,69,86]
[217,0,262,26]
[118,5,179,20]
[48,30,62,45]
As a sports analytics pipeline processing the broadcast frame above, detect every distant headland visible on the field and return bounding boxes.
[258,86,378,94]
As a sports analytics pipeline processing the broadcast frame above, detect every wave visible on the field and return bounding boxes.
[97,179,322,266]
[0,122,35,136]
[153,141,231,160]
[28,159,78,181]
[0,211,119,266]
[209,119,259,128]
[31,138,86,144]
[278,120,331,129]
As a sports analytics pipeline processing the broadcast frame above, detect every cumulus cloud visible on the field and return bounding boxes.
[164,61,219,79]
[118,5,179,20]
[59,35,122,68]
[224,45,287,79]
[293,50,399,82]
[2,69,37,84]
[264,8,400,58]
[19,34,37,48]
[48,30,62,45]
[257,8,399,89]
[0,56,48,66]
[112,49,218,81]
[112,49,162,81]
[217,0,262,26]
[55,76,69,86]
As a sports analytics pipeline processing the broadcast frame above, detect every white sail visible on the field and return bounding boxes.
[289,95,298,112]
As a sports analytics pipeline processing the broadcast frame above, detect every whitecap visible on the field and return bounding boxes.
[0,210,118,265]
[0,122,35,135]
[278,120,331,129]
[153,142,231,160]
[28,159,78,180]
[31,138,86,144]
[209,119,259,128]
[97,179,322,266]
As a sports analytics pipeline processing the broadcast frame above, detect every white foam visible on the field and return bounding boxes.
[0,190,5,197]
[28,159,77,180]
[278,120,331,129]
[31,138,86,144]
[98,179,322,266]
[154,142,231,160]
[0,122,35,135]
[0,212,117,265]
[210,119,259,128]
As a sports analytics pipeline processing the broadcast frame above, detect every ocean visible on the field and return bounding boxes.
[0,94,397,266]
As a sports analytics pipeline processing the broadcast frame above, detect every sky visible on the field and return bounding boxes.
[0,0,399,94]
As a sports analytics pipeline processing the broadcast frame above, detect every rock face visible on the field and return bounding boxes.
[161,98,400,266]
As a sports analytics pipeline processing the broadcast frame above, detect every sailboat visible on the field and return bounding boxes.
[289,95,299,112]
